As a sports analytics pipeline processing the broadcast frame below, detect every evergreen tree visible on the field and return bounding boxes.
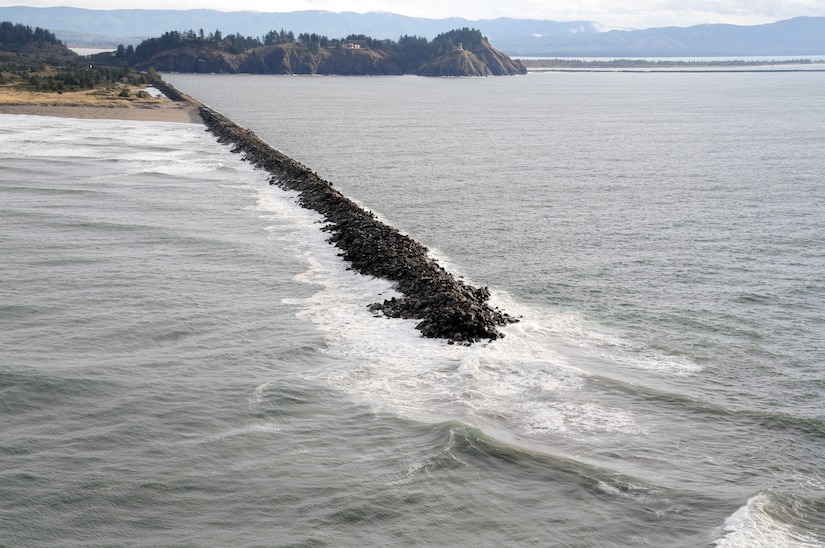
[0,21,63,51]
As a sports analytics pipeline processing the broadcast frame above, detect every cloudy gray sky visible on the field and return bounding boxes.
[3,0,824,29]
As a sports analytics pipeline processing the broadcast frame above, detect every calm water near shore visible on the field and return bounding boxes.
[2,70,825,546]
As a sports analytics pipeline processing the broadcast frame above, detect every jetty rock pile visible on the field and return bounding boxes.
[152,80,517,343]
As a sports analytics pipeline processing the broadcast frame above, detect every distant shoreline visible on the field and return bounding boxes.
[521,58,825,72]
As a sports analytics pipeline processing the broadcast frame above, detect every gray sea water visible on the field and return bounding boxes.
[2,70,824,546]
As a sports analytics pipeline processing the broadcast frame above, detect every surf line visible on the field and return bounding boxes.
[153,79,518,344]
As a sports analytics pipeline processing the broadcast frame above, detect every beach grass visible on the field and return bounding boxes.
[0,84,201,122]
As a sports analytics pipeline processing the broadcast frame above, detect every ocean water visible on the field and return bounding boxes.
[2,70,824,546]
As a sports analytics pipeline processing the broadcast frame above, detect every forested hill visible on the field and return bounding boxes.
[93,27,526,76]
[0,21,75,57]
[0,21,153,93]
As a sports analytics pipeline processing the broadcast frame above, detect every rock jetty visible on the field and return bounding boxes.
[152,79,518,343]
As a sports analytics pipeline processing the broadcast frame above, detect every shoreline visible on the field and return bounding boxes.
[0,102,202,123]
[4,78,516,343]
[0,88,201,123]
[520,57,825,73]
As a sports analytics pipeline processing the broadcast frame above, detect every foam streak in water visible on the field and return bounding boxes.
[713,493,823,548]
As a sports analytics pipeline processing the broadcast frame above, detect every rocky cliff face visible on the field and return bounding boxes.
[417,50,491,77]
[243,44,402,75]
[137,44,402,75]
[417,42,527,76]
[135,40,523,76]
[138,46,239,73]
[476,41,528,75]
[316,47,401,75]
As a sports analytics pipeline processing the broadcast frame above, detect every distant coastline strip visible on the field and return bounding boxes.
[152,79,517,343]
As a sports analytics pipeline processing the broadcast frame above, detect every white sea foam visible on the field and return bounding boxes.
[1,114,244,180]
[6,76,825,545]
[596,479,656,504]
[570,325,702,375]
[11,113,671,448]
[250,381,271,406]
[713,493,822,548]
[245,158,720,456]
[191,422,281,445]
[497,297,702,377]
[249,184,661,441]
[518,400,643,435]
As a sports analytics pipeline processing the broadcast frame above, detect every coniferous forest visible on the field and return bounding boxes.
[1,21,526,79]
[98,27,526,76]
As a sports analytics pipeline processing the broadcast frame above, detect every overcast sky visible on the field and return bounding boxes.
[3,0,824,29]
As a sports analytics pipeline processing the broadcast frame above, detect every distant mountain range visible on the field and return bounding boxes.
[1,7,824,57]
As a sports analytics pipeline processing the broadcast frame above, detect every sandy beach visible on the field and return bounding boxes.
[0,88,202,123]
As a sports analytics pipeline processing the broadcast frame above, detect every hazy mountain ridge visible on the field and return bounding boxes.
[1,6,823,56]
